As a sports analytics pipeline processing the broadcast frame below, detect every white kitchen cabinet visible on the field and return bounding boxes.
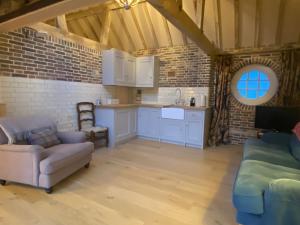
[102,49,158,87]
[102,49,125,86]
[124,54,136,86]
[137,107,160,139]
[136,56,159,87]
[95,107,137,147]
[185,111,205,148]
[160,119,186,144]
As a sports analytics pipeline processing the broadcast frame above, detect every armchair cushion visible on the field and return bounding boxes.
[40,142,93,175]
[27,128,61,148]
[57,131,86,144]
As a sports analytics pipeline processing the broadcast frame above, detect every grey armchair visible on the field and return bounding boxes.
[0,115,94,193]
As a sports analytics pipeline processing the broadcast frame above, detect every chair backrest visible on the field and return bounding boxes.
[77,102,95,131]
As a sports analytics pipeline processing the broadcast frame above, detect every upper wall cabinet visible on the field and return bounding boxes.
[102,49,159,87]
[136,56,159,88]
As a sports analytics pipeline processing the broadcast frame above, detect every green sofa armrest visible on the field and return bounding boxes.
[262,179,300,225]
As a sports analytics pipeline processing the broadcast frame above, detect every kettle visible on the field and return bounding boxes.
[190,97,196,107]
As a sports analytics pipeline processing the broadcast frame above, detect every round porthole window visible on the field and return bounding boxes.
[231,64,278,106]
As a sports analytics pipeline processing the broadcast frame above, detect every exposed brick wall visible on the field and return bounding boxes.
[229,52,282,144]
[0,27,102,83]
[133,44,214,88]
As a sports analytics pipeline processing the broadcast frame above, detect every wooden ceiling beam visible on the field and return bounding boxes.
[275,0,286,45]
[115,10,136,51]
[200,0,205,31]
[215,0,222,49]
[56,14,68,33]
[130,8,147,49]
[0,0,107,32]
[254,0,261,47]
[147,0,218,55]
[234,0,240,49]
[100,11,112,47]
[163,18,173,46]
[143,3,159,48]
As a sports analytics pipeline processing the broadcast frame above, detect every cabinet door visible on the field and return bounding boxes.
[115,110,130,141]
[136,57,154,87]
[186,121,204,146]
[130,109,137,134]
[148,110,160,138]
[124,56,136,86]
[137,109,149,136]
[114,53,124,84]
[160,119,185,143]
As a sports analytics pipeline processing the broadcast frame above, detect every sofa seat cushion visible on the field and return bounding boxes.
[40,142,93,175]
[290,134,300,161]
[233,160,300,215]
[243,145,300,169]
[245,138,290,152]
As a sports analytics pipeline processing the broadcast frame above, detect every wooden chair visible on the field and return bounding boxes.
[77,102,108,147]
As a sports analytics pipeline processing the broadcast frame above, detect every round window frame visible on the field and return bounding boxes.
[231,64,279,106]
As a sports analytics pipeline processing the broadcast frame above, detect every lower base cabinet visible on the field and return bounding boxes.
[96,107,210,149]
[95,108,137,147]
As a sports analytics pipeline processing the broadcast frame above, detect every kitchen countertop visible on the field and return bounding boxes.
[96,103,210,111]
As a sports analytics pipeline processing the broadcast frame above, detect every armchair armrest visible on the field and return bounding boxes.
[0,145,47,186]
[262,179,300,225]
[261,132,291,146]
[57,131,86,144]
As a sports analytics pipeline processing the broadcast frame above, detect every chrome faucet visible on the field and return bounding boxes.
[175,88,184,105]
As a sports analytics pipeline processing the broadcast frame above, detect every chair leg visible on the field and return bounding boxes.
[90,131,96,143]
[0,179,6,186]
[45,187,53,194]
[105,130,109,147]
[85,163,90,168]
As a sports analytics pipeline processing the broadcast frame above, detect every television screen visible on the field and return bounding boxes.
[255,106,300,132]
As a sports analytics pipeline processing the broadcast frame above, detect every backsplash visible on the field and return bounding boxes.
[133,87,209,107]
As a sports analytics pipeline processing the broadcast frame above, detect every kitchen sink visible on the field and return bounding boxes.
[161,107,185,120]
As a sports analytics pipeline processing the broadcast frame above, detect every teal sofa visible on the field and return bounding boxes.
[233,132,300,225]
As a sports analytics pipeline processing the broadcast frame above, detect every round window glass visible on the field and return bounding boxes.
[231,65,278,105]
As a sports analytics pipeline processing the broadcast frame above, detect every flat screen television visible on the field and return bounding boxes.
[255,106,300,132]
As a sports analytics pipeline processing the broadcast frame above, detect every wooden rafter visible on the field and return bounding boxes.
[234,0,240,48]
[163,18,173,46]
[142,3,159,48]
[215,0,222,49]
[200,0,205,31]
[276,0,286,45]
[99,11,111,47]
[254,0,261,47]
[130,8,147,49]
[0,0,106,32]
[77,18,98,41]
[56,14,68,33]
[86,16,102,42]
[115,10,136,51]
[147,0,217,55]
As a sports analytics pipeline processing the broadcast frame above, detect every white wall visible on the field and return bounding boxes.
[133,87,209,106]
[0,77,117,131]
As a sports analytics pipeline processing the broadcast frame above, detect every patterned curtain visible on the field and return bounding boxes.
[208,55,232,147]
[277,49,300,106]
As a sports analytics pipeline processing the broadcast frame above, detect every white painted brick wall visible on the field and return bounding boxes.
[0,77,117,131]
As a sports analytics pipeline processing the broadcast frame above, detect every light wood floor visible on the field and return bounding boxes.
[0,139,242,225]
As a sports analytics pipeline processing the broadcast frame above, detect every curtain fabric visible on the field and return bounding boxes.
[208,56,232,147]
[278,50,300,106]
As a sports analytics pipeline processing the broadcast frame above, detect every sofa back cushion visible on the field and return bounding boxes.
[290,134,300,161]
[0,115,57,144]
[27,127,61,148]
[0,128,8,144]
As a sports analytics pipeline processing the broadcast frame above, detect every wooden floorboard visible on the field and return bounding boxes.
[0,139,242,225]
